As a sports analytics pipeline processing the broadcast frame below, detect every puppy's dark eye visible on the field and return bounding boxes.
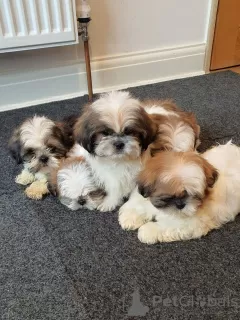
[26,148,34,154]
[124,128,135,136]
[101,129,113,136]
[125,128,145,141]
[138,132,144,141]
[49,146,57,153]
[161,196,175,202]
[89,189,107,199]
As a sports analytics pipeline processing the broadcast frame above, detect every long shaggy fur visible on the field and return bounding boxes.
[9,115,76,199]
[48,157,106,211]
[73,91,201,212]
[74,91,157,159]
[73,91,157,212]
[119,142,240,243]
[9,115,75,173]
[142,99,200,156]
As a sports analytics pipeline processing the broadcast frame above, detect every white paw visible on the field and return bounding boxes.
[138,223,190,243]
[97,200,118,212]
[15,171,35,185]
[34,172,48,182]
[138,222,160,244]
[25,181,49,200]
[85,204,95,211]
[118,208,148,230]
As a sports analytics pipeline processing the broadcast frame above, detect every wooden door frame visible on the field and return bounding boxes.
[204,0,219,73]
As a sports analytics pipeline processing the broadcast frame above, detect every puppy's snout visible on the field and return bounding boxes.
[114,141,125,150]
[175,199,186,210]
[78,197,86,206]
[39,155,49,163]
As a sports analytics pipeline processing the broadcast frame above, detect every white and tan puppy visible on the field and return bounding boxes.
[73,91,200,212]
[142,99,200,156]
[119,142,240,243]
[48,157,106,211]
[119,97,200,229]
[73,91,157,212]
[9,115,75,199]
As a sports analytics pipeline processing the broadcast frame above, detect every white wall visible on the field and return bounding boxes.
[88,0,210,56]
[0,0,212,110]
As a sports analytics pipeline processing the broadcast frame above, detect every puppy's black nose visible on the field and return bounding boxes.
[114,141,125,150]
[40,155,49,163]
[78,197,86,206]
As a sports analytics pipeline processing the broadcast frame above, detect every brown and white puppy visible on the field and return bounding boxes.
[72,91,157,212]
[120,142,240,243]
[74,91,157,160]
[9,115,75,199]
[48,156,107,211]
[142,99,200,156]
[119,98,201,229]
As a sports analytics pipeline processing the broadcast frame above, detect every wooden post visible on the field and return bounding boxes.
[84,39,93,101]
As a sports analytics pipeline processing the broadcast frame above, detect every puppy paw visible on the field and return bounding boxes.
[138,223,189,243]
[25,181,49,200]
[16,171,35,185]
[97,200,118,212]
[119,209,148,230]
[138,222,160,244]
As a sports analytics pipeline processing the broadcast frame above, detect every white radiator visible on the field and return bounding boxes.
[0,0,78,52]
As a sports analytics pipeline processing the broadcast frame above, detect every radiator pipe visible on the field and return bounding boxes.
[77,0,93,101]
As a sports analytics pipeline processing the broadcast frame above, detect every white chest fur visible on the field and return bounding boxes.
[70,144,141,211]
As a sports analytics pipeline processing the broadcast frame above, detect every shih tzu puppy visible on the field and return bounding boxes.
[142,99,200,156]
[119,141,240,244]
[9,115,75,200]
[119,97,201,227]
[73,91,157,212]
[48,156,106,211]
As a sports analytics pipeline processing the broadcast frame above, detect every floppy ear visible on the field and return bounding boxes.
[137,168,157,198]
[138,108,157,151]
[47,166,59,196]
[202,158,218,188]
[47,181,58,197]
[54,121,75,151]
[8,132,23,164]
[74,110,97,154]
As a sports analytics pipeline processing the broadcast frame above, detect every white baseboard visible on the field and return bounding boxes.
[0,43,206,111]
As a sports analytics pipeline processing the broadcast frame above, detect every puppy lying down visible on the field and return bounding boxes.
[49,156,106,211]
[119,142,240,243]
[8,115,75,200]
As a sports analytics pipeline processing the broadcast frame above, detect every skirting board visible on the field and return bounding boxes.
[0,44,206,111]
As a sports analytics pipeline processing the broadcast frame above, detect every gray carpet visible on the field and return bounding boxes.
[1,71,240,320]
